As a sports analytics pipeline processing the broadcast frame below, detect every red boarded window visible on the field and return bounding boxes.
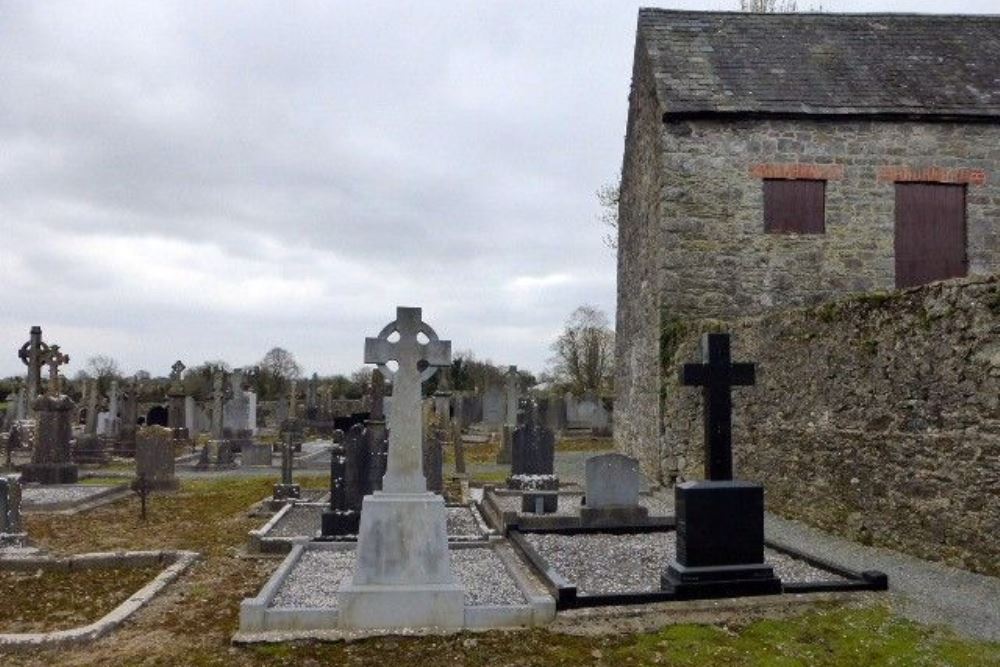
[894,183,967,288]
[763,179,825,234]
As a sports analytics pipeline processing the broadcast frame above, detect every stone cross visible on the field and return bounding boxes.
[288,379,297,419]
[86,379,99,434]
[364,306,450,493]
[170,360,185,381]
[43,345,70,396]
[680,332,755,481]
[18,326,47,415]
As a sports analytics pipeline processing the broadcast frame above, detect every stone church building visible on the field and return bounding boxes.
[615,10,1000,463]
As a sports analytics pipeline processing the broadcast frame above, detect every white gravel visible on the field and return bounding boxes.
[523,532,845,595]
[269,546,526,609]
[21,485,115,506]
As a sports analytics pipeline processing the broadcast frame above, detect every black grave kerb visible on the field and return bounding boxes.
[680,332,755,481]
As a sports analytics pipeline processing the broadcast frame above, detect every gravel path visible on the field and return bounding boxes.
[269,546,525,609]
[524,532,844,595]
[21,485,116,506]
[263,504,486,539]
[764,513,1000,641]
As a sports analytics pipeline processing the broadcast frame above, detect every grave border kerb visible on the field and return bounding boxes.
[507,526,887,610]
[0,549,199,650]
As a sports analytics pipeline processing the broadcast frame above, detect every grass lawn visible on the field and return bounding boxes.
[2,476,996,666]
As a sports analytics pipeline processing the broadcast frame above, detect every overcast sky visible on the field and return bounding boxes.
[1,1,993,379]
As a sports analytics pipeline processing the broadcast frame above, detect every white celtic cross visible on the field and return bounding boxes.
[364,306,451,493]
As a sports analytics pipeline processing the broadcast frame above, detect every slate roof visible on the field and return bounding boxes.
[637,10,1000,119]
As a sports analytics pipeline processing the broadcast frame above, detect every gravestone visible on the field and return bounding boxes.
[542,395,567,435]
[117,379,139,456]
[21,345,78,484]
[508,399,559,514]
[223,369,250,433]
[135,427,179,490]
[306,373,319,419]
[321,423,371,536]
[482,384,504,425]
[422,423,444,495]
[0,475,25,546]
[18,326,46,419]
[242,440,272,466]
[272,426,301,501]
[85,378,99,435]
[496,365,518,464]
[580,453,648,526]
[167,361,188,439]
[338,306,464,630]
[211,372,225,439]
[660,332,781,599]
[184,395,197,436]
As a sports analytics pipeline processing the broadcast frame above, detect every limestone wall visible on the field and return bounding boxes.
[661,275,1000,575]
[614,34,666,477]
[658,118,1000,320]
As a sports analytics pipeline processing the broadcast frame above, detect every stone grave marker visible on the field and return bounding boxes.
[422,421,445,495]
[482,384,504,425]
[580,453,648,526]
[21,344,78,484]
[321,423,372,536]
[496,365,518,464]
[135,426,179,490]
[0,475,26,546]
[18,326,46,419]
[167,360,188,439]
[272,425,301,501]
[660,332,781,598]
[508,399,559,513]
[338,306,464,630]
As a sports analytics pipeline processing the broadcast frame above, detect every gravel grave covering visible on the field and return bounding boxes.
[263,504,484,539]
[21,485,116,507]
[523,532,846,595]
[490,492,673,517]
[269,546,525,609]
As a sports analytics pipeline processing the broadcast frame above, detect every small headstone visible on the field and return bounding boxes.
[580,453,648,527]
[482,384,504,425]
[272,428,300,501]
[507,399,558,494]
[321,424,371,537]
[422,424,444,495]
[135,426,179,490]
[242,441,272,466]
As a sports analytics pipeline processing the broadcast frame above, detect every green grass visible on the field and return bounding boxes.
[5,477,997,666]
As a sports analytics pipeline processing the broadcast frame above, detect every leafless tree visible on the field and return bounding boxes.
[549,306,615,395]
[597,181,620,250]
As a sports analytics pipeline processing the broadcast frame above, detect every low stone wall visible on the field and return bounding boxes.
[661,275,1000,576]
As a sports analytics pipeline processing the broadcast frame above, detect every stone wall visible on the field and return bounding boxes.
[658,118,1000,320]
[614,34,666,478]
[661,275,1000,576]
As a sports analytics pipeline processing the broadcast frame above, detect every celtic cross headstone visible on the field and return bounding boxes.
[363,306,451,493]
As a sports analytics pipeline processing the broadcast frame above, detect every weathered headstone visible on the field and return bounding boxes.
[116,378,139,456]
[18,326,46,419]
[0,475,25,546]
[242,440,272,466]
[85,378,99,435]
[580,453,648,526]
[482,384,504,425]
[211,371,225,439]
[508,399,557,487]
[660,332,780,598]
[339,306,464,630]
[422,422,445,495]
[21,345,78,484]
[223,368,250,433]
[184,395,197,436]
[496,365,518,464]
[272,426,301,500]
[167,360,188,439]
[135,426,179,490]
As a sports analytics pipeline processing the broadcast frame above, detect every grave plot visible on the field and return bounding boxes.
[0,549,198,649]
[237,540,553,638]
[248,502,494,554]
[510,528,887,609]
[20,483,131,513]
[480,488,673,531]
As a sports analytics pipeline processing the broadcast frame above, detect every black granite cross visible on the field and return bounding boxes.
[680,333,755,481]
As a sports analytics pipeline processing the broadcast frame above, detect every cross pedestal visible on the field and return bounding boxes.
[661,333,780,599]
[338,307,464,630]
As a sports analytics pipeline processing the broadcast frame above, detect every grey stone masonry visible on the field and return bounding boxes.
[22,394,78,484]
[0,475,24,541]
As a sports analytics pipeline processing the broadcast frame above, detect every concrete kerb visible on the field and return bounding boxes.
[21,483,133,515]
[0,550,199,650]
[235,540,556,641]
[247,503,296,554]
